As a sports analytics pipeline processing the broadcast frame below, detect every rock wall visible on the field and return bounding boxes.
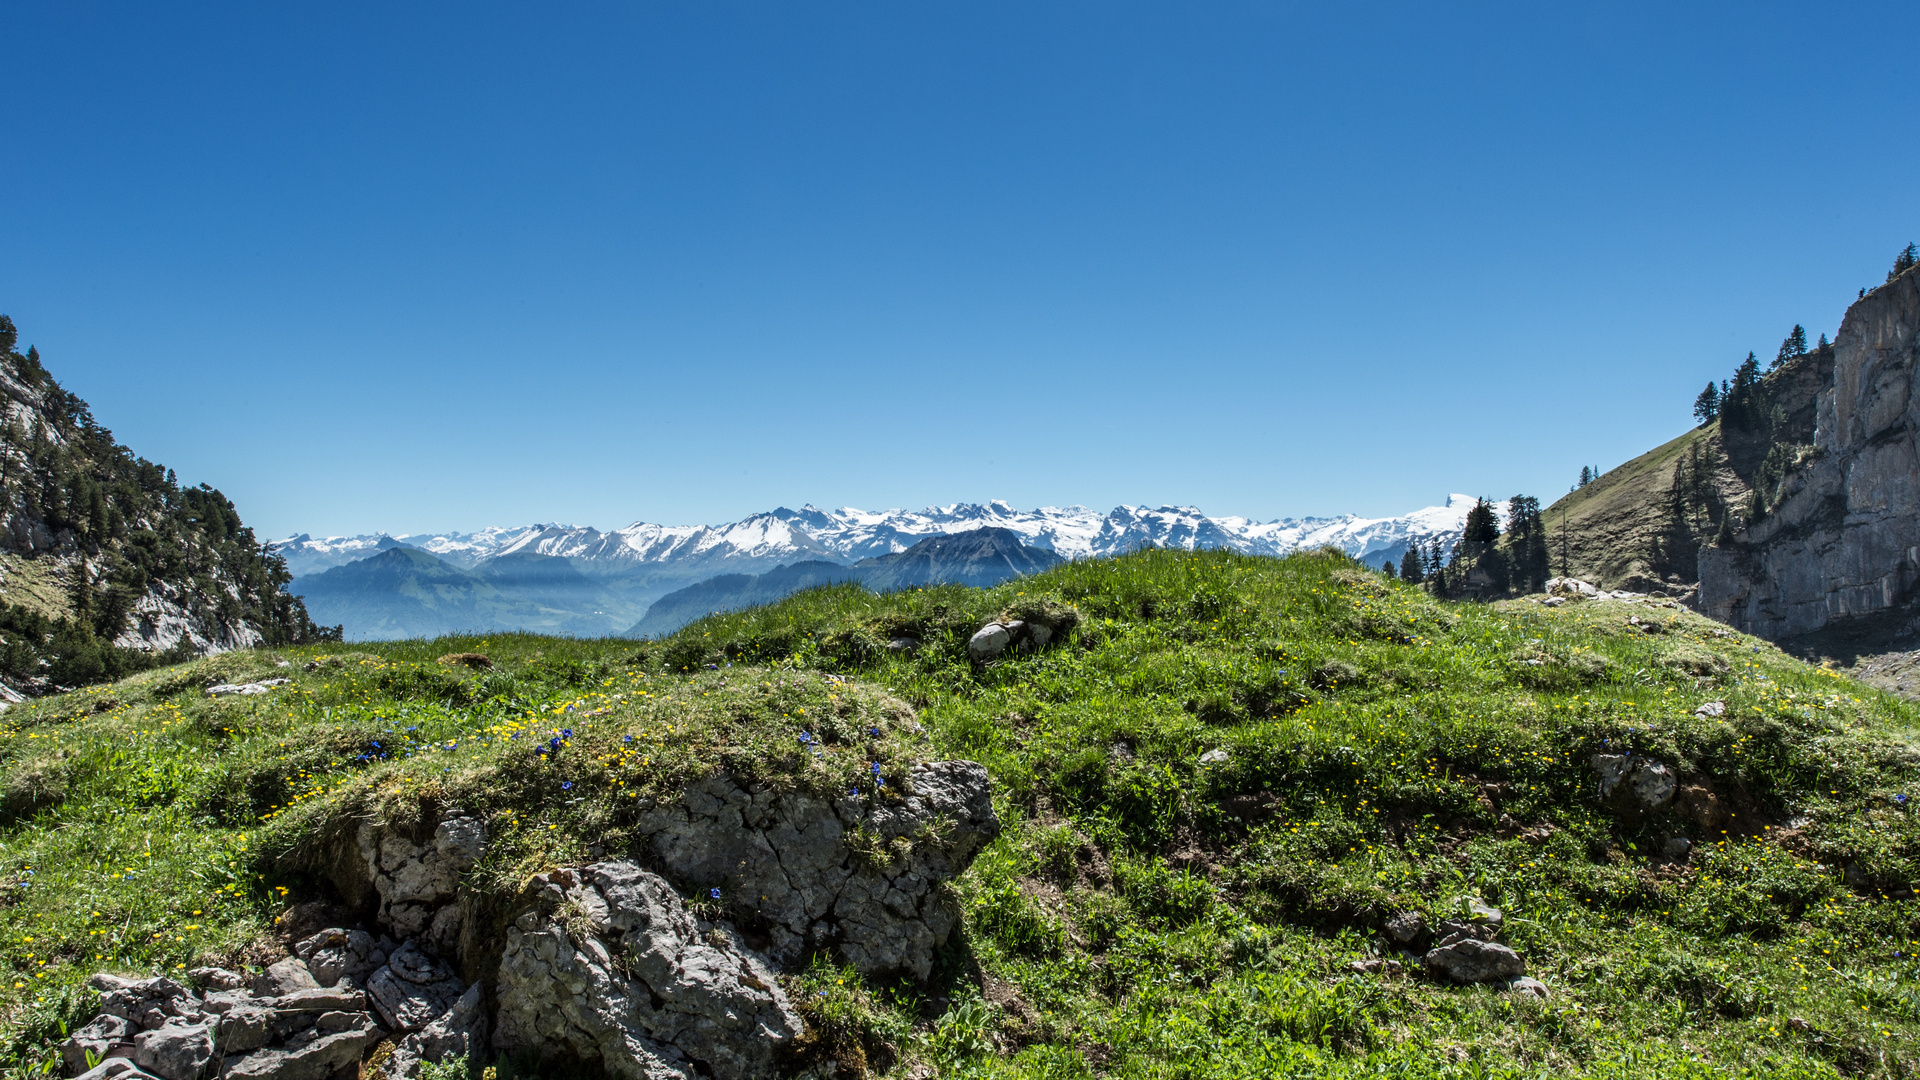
[1700,266,1920,639]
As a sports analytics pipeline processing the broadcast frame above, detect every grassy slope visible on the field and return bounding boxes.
[1543,424,1715,591]
[4,551,1920,1078]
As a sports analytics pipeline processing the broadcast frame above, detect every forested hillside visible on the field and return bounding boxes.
[0,316,331,691]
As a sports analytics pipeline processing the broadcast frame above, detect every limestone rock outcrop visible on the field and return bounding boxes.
[494,861,801,1080]
[1702,266,1920,639]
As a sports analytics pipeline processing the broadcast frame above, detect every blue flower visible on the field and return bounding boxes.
[562,781,573,790]
[870,762,881,775]
[371,742,380,749]
[798,732,814,745]
[850,787,860,796]
[406,726,417,732]
[709,887,722,899]
[876,777,885,786]
[549,737,563,750]
[1899,794,1909,804]
[561,729,574,738]
[623,735,633,743]
[869,727,880,737]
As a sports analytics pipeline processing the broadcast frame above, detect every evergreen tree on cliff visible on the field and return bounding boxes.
[1892,243,1917,282]
[1693,382,1720,425]
[1722,352,1763,430]
[1773,325,1808,369]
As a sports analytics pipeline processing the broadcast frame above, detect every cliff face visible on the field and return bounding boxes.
[1700,267,1920,640]
[0,316,332,690]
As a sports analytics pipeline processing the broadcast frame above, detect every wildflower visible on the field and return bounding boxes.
[869,727,880,737]
[709,888,722,900]
[798,732,813,745]
[850,787,860,796]
[561,729,574,738]
[870,762,882,775]
[561,781,573,791]
[623,735,633,743]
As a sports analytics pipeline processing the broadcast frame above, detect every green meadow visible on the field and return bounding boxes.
[5,547,1920,1078]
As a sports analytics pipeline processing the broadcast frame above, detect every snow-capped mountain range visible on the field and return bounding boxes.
[273,495,1503,579]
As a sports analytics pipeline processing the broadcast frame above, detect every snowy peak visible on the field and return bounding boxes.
[271,496,1502,579]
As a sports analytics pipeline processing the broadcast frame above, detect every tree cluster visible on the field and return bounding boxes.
[1399,496,1549,600]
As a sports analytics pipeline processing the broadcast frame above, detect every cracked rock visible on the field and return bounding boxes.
[494,861,801,1080]
[133,1020,213,1080]
[1593,753,1678,811]
[1425,939,1527,984]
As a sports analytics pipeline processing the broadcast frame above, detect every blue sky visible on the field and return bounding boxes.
[2,2,1915,538]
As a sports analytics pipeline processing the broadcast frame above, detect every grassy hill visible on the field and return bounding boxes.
[5,549,1920,1078]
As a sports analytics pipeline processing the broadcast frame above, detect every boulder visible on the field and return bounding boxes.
[1694,701,1726,718]
[215,1004,275,1054]
[205,679,291,697]
[355,814,486,938]
[366,943,465,1033]
[1198,748,1229,766]
[72,1061,153,1080]
[132,1021,213,1080]
[1424,939,1526,984]
[494,861,801,1080]
[249,958,319,998]
[886,637,920,653]
[1593,753,1678,811]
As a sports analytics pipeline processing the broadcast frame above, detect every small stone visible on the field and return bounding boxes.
[1664,836,1693,858]
[269,986,369,1013]
[887,637,920,653]
[216,1005,275,1054]
[1028,623,1053,648]
[1383,910,1427,945]
[72,1061,151,1080]
[1695,700,1726,718]
[222,1026,374,1080]
[1466,899,1503,927]
[133,1021,214,1080]
[1507,976,1551,1000]
[1425,939,1526,984]
[1198,748,1230,766]
[1592,753,1678,811]
[186,966,246,991]
[968,623,1012,663]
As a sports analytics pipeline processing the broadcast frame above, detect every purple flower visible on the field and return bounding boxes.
[709,887,722,900]
[561,729,574,738]
[870,762,882,775]
[1898,794,1909,804]
[869,727,880,737]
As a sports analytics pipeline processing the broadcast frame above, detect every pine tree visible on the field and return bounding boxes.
[1578,466,1592,488]
[1399,545,1423,583]
[1504,495,1549,594]
[1891,243,1918,282]
[1381,558,1396,579]
[1722,352,1763,430]
[1773,325,1808,369]
[1818,332,1829,349]
[1463,499,1499,544]
[1692,382,1720,425]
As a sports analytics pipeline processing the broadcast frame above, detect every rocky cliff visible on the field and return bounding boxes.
[0,315,333,691]
[1700,265,1920,641]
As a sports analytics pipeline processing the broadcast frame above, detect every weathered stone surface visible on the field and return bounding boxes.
[355,816,486,938]
[1507,976,1551,1000]
[1424,939,1526,984]
[187,967,247,992]
[73,1061,153,1080]
[99,978,203,1031]
[1702,267,1920,639]
[249,958,319,998]
[293,927,388,988]
[366,961,463,1033]
[1593,753,1677,811]
[494,861,800,1080]
[387,984,487,1079]
[216,1004,275,1054]
[634,759,997,978]
[268,986,368,1014]
[132,1020,213,1080]
[221,1024,374,1080]
[61,1012,131,1074]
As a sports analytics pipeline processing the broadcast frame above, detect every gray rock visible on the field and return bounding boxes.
[205,679,290,697]
[1593,753,1678,811]
[366,960,464,1033]
[249,958,319,998]
[886,637,920,653]
[269,986,369,1013]
[1507,976,1551,1000]
[1028,623,1053,648]
[294,928,386,988]
[61,1012,131,1075]
[968,623,1011,662]
[222,1024,374,1080]
[1665,836,1694,858]
[1700,271,1920,639]
[1466,899,1503,927]
[1424,939,1526,984]
[355,815,487,938]
[1198,748,1229,766]
[495,861,800,1080]
[1694,701,1726,718]
[133,1020,213,1080]
[216,1004,275,1054]
[634,759,998,979]
[1382,910,1427,945]
[387,984,487,1079]
[186,967,247,992]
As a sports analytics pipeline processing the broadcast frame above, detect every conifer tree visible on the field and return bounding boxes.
[1578,466,1592,488]
[1381,558,1396,579]
[1892,243,1918,282]
[1774,325,1807,368]
[1692,382,1720,425]
[1818,332,1829,349]
[1503,495,1549,594]
[1399,545,1423,584]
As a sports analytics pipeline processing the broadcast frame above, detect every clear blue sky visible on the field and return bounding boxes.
[3,2,1915,539]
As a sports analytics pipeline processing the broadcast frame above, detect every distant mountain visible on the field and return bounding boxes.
[275,495,1496,578]
[294,547,626,640]
[625,528,1067,638]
